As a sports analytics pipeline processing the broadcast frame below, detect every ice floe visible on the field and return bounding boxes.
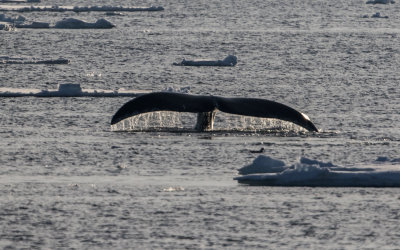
[173,55,237,67]
[0,15,116,29]
[0,56,69,64]
[0,5,164,12]
[238,155,286,175]
[235,155,400,187]
[0,84,149,97]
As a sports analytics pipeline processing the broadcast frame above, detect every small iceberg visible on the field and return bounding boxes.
[173,55,237,67]
[0,5,164,12]
[238,155,286,175]
[1,15,115,29]
[366,0,394,4]
[0,83,150,97]
[54,18,114,29]
[234,155,400,187]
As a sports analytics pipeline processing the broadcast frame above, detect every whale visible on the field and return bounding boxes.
[111,92,318,132]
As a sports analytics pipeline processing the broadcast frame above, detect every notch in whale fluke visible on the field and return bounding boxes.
[110,92,318,132]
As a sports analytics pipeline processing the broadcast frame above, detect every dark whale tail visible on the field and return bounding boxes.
[111,92,318,132]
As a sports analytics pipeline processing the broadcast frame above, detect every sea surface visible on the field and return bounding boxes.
[1,0,400,249]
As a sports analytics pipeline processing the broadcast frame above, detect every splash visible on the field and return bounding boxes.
[110,111,306,132]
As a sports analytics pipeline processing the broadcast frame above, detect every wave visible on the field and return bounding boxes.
[235,156,400,187]
[0,84,149,97]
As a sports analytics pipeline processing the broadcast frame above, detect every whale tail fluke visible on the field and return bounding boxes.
[111,92,318,132]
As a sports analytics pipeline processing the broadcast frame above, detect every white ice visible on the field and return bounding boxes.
[238,155,286,175]
[0,84,149,97]
[235,155,400,187]
[173,55,237,66]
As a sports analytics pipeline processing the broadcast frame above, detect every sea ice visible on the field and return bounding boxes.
[238,155,286,175]
[1,15,116,29]
[173,55,237,66]
[235,155,400,187]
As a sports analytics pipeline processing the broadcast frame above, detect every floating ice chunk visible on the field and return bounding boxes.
[235,156,400,187]
[54,18,115,29]
[173,55,237,67]
[299,157,335,168]
[238,155,286,175]
[366,0,394,4]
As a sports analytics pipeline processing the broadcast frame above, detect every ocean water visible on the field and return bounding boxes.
[1,0,400,248]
